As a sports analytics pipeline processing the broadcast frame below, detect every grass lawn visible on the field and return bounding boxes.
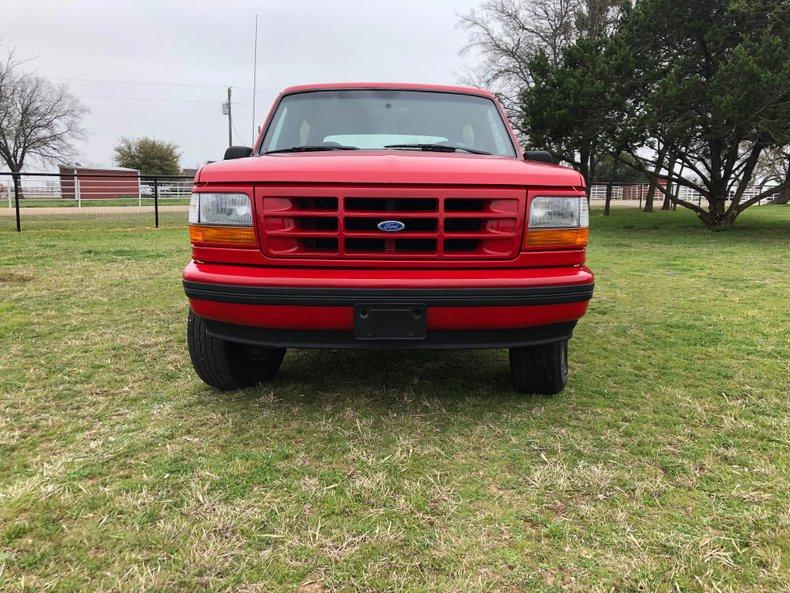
[0,207,788,592]
[0,209,188,233]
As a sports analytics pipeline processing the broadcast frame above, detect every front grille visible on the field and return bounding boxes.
[259,191,523,259]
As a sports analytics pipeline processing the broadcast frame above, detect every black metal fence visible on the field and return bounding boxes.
[0,171,194,232]
[2,172,772,233]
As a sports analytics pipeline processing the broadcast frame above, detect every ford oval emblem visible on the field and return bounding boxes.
[377,220,406,232]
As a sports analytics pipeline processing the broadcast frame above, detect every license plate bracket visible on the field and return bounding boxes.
[353,304,427,341]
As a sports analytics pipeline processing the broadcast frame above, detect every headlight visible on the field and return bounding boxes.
[529,196,589,229]
[189,193,256,246]
[523,196,589,249]
[189,193,252,226]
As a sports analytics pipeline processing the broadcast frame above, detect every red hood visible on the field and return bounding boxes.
[196,151,584,187]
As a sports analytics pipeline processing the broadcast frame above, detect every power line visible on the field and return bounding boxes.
[53,77,273,94]
[52,77,227,88]
[231,119,246,145]
[81,95,254,107]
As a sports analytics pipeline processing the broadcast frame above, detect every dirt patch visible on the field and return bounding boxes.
[0,271,33,284]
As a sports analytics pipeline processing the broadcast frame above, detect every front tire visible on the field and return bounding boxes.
[187,311,286,390]
[509,340,569,395]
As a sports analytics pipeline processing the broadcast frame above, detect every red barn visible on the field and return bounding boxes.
[621,177,668,200]
[59,166,141,200]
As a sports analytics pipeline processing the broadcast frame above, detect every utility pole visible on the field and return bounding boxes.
[222,87,233,147]
[252,14,259,144]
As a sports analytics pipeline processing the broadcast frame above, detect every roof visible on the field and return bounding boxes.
[279,82,496,99]
[59,165,139,173]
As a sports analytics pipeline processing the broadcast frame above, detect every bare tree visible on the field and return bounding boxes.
[457,0,621,137]
[754,146,789,204]
[0,47,87,179]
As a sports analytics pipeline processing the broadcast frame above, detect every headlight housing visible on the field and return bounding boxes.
[529,196,589,228]
[189,193,256,246]
[189,193,252,226]
[524,196,589,249]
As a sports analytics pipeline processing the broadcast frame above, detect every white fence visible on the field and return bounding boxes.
[1,176,192,208]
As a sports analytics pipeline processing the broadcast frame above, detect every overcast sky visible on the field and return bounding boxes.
[3,0,484,171]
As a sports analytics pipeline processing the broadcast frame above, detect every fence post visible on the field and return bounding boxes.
[13,173,21,232]
[154,178,159,228]
[75,177,81,207]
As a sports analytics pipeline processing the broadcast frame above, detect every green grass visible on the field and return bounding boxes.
[0,210,188,232]
[0,207,788,592]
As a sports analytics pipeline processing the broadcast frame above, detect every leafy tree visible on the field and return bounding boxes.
[521,38,607,184]
[591,153,646,184]
[609,0,789,228]
[113,137,181,176]
[519,6,634,197]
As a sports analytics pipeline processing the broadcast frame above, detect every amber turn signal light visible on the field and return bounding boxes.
[523,227,589,248]
[189,224,257,246]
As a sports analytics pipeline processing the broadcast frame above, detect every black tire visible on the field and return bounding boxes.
[509,340,569,395]
[187,311,286,390]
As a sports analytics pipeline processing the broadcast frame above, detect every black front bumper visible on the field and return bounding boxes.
[203,319,578,350]
[183,281,595,307]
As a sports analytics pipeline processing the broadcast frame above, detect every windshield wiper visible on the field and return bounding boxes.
[384,143,491,155]
[264,145,359,155]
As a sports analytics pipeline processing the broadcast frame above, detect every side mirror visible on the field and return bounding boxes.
[224,146,253,160]
[523,150,556,164]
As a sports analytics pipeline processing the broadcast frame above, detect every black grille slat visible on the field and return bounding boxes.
[445,218,482,232]
[295,197,338,210]
[346,238,386,252]
[297,217,338,231]
[445,198,484,212]
[445,239,481,252]
[395,239,436,252]
[345,197,438,212]
[299,238,338,251]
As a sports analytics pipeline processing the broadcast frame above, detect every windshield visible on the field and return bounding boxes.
[260,90,517,157]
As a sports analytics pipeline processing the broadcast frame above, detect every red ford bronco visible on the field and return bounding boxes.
[184,83,593,394]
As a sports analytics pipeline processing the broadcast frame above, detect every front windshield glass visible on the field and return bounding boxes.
[260,90,517,157]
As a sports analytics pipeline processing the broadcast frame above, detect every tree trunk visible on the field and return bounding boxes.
[604,152,620,216]
[644,146,668,212]
[643,182,656,212]
[774,165,790,204]
[662,154,678,210]
[578,149,591,204]
[702,195,731,229]
[672,175,681,210]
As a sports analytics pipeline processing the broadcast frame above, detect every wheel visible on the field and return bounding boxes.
[187,310,286,390]
[509,340,569,395]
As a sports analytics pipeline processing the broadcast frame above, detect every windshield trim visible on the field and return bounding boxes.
[255,89,519,158]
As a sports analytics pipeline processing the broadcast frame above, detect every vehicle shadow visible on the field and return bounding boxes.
[195,347,543,416]
[282,347,512,395]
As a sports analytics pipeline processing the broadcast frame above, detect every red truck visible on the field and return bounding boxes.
[184,83,593,394]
